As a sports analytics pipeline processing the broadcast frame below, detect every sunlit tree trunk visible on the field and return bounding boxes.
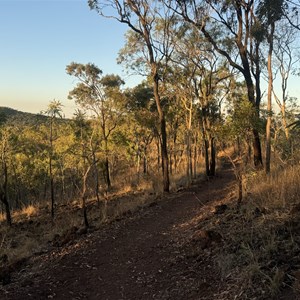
[81,165,91,229]
[266,22,275,174]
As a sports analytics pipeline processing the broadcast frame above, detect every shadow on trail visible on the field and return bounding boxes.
[2,165,236,300]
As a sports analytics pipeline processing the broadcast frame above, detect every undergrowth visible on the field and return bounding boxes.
[213,164,300,299]
[0,164,205,278]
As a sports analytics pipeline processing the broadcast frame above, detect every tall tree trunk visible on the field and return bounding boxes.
[201,22,263,168]
[189,145,193,179]
[104,139,111,189]
[0,161,12,226]
[204,139,210,177]
[201,108,213,177]
[143,154,147,174]
[104,157,110,189]
[160,118,170,192]
[1,194,12,227]
[186,130,192,185]
[281,104,289,140]
[11,161,21,209]
[153,73,169,192]
[82,166,91,229]
[209,137,216,176]
[236,137,243,206]
[193,134,198,178]
[169,148,173,175]
[156,136,160,172]
[83,159,94,228]
[246,136,252,165]
[266,22,275,174]
[252,129,263,167]
[173,131,178,174]
[93,159,100,206]
[242,61,263,168]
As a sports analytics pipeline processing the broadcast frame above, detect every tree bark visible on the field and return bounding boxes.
[186,130,192,185]
[82,166,91,229]
[199,4,264,169]
[204,139,210,177]
[253,128,263,167]
[266,22,275,174]
[103,137,111,190]
[209,137,216,176]
[193,133,198,178]
[153,73,170,192]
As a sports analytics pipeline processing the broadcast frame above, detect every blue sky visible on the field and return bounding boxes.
[1,1,299,118]
[0,0,140,117]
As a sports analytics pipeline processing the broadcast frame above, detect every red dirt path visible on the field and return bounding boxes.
[2,168,235,300]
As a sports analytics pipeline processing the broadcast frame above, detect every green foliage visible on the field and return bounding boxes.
[223,97,258,140]
[117,31,148,75]
[256,0,285,25]
[43,100,64,119]
[126,81,154,110]
[251,21,267,43]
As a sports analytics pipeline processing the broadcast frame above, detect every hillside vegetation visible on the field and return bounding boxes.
[2,0,300,298]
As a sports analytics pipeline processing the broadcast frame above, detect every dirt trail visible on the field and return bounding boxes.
[2,167,235,300]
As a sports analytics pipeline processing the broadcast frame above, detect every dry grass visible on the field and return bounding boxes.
[211,163,300,299]
[0,169,168,270]
[3,157,298,298]
[18,205,39,219]
[252,165,300,207]
[0,157,205,275]
[0,212,5,223]
[177,156,300,299]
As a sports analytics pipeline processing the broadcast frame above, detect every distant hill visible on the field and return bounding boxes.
[0,107,69,126]
[0,106,35,118]
[0,106,47,126]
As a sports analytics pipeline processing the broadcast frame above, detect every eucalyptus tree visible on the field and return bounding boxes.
[165,59,196,181]
[222,94,258,204]
[256,0,286,174]
[281,0,300,30]
[42,100,64,220]
[71,110,95,228]
[88,0,174,192]
[170,0,266,167]
[53,121,76,201]
[170,0,300,169]
[167,24,231,177]
[66,63,125,190]
[126,82,156,175]
[273,21,299,142]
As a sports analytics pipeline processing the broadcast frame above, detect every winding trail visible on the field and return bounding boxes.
[2,167,235,300]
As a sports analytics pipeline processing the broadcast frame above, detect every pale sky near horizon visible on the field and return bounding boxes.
[0,0,141,117]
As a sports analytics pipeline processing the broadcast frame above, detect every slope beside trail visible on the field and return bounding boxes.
[2,167,235,300]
